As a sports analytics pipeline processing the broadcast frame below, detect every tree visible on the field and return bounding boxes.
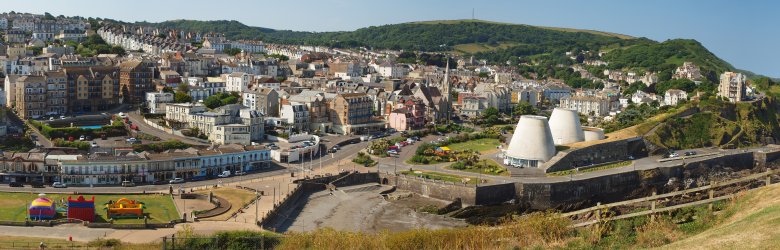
[203,95,223,109]
[161,87,174,93]
[267,54,289,61]
[223,48,242,56]
[514,101,535,116]
[177,83,190,93]
[174,91,192,103]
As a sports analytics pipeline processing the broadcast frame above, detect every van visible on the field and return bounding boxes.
[218,170,231,178]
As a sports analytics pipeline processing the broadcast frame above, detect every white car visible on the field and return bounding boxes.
[217,170,231,178]
[91,141,99,148]
[126,138,138,144]
[79,135,86,141]
[169,178,185,184]
[52,182,67,188]
[118,112,127,118]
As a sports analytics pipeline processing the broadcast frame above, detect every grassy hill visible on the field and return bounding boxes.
[123,18,761,85]
[662,184,780,249]
[136,19,640,52]
[645,96,780,150]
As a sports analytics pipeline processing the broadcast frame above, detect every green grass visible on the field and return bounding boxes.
[400,170,481,184]
[445,159,509,176]
[0,192,179,224]
[547,160,633,176]
[446,138,501,153]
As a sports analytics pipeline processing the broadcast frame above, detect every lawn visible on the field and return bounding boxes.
[447,138,501,154]
[0,192,179,224]
[400,170,482,184]
[547,160,633,177]
[445,159,509,176]
[195,187,256,221]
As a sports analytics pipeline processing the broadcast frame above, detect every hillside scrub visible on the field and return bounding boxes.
[646,96,780,150]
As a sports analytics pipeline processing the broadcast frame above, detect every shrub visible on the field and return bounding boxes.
[635,218,681,248]
[53,138,90,150]
[133,140,191,152]
[87,238,122,247]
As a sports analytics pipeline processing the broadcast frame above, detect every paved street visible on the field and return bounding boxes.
[125,109,209,146]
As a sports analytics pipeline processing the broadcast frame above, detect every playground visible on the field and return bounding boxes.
[0,192,179,224]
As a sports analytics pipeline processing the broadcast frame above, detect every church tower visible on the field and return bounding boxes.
[441,59,452,123]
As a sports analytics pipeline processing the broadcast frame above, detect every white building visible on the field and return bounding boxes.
[718,72,747,103]
[559,96,610,117]
[225,72,253,92]
[146,91,174,114]
[664,89,687,106]
[280,104,310,133]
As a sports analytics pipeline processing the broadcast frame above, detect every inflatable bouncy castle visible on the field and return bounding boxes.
[29,197,56,220]
[67,196,95,222]
[105,198,144,219]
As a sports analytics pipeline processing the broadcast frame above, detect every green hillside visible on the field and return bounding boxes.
[645,96,780,150]
[136,19,639,52]
[602,39,736,82]
[124,18,762,86]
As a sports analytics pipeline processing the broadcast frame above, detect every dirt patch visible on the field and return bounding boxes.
[282,184,467,232]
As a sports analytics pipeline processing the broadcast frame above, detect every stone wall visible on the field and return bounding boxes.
[544,138,640,173]
[520,151,758,210]
[381,173,479,205]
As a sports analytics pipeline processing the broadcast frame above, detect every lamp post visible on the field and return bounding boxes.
[254,191,258,224]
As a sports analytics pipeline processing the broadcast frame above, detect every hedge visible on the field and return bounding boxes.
[29,119,127,139]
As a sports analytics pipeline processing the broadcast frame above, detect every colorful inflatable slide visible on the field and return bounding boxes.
[67,196,95,222]
[29,197,56,220]
[105,198,144,219]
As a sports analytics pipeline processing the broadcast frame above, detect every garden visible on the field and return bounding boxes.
[29,118,128,142]
[447,159,508,176]
[400,170,481,184]
[352,152,378,167]
[408,129,505,165]
[0,192,179,224]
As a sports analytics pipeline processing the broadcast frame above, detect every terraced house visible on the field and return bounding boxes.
[58,145,271,185]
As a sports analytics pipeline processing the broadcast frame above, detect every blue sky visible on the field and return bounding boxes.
[4,0,778,77]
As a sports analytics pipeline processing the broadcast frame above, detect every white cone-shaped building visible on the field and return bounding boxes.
[583,127,606,141]
[504,115,556,168]
[549,108,585,145]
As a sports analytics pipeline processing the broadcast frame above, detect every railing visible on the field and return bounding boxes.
[563,168,776,227]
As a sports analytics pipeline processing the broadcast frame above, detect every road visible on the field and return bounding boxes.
[125,110,208,146]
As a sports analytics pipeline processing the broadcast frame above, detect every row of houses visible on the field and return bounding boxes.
[0,144,271,185]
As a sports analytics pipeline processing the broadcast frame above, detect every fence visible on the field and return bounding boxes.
[563,168,777,227]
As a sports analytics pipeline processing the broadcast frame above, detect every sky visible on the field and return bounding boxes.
[3,0,778,77]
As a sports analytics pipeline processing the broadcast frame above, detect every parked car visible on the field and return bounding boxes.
[60,115,66,120]
[31,182,44,188]
[685,151,697,156]
[669,152,680,158]
[49,117,54,121]
[234,171,246,176]
[387,150,399,155]
[91,141,99,148]
[8,182,23,187]
[126,138,139,144]
[79,135,86,141]
[217,170,231,178]
[121,181,136,187]
[52,182,67,188]
[117,112,128,118]
[169,178,185,184]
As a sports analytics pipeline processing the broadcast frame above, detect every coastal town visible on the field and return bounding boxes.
[0,8,775,249]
